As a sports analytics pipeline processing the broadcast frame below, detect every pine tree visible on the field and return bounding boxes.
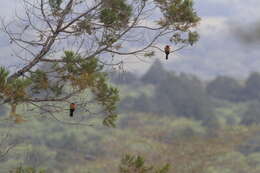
[1,0,200,126]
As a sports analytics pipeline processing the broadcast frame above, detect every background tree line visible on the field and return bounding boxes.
[112,60,260,127]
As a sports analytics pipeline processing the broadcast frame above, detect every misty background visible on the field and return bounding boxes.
[3,59,260,172]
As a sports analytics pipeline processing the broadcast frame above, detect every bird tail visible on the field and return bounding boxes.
[70,109,74,117]
[166,54,168,60]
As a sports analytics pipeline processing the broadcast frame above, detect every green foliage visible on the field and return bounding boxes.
[0,67,9,91]
[74,19,92,35]
[207,76,243,102]
[0,67,32,103]
[5,79,32,103]
[155,0,200,43]
[166,0,199,24]
[100,0,132,28]
[144,51,155,57]
[119,154,170,173]
[244,72,260,100]
[103,113,118,127]
[31,70,49,91]
[49,0,63,10]
[120,61,215,122]
[61,51,104,76]
[188,31,199,45]
[154,73,213,120]
[29,64,64,97]
[0,51,119,126]
[119,64,260,128]
[1,101,258,172]
[100,8,118,26]
[168,118,206,138]
[247,152,260,167]
[241,101,260,126]
[58,51,120,126]
[9,166,45,173]
[207,72,260,102]
[59,51,120,126]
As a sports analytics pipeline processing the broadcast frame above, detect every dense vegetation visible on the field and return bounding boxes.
[2,60,260,172]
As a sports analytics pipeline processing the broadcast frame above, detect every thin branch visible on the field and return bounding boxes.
[41,0,55,33]
[29,102,96,126]
[7,0,75,81]
[26,89,83,102]
[58,2,102,32]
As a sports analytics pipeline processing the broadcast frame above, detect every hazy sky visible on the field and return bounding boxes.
[0,0,260,79]
[168,0,260,78]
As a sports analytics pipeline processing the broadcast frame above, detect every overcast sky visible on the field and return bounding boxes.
[1,0,260,79]
[168,0,260,79]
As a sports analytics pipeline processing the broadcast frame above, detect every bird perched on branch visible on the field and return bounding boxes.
[164,45,170,60]
[70,103,76,117]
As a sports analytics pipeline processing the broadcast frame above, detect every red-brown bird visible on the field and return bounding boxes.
[164,45,170,60]
[70,103,76,117]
